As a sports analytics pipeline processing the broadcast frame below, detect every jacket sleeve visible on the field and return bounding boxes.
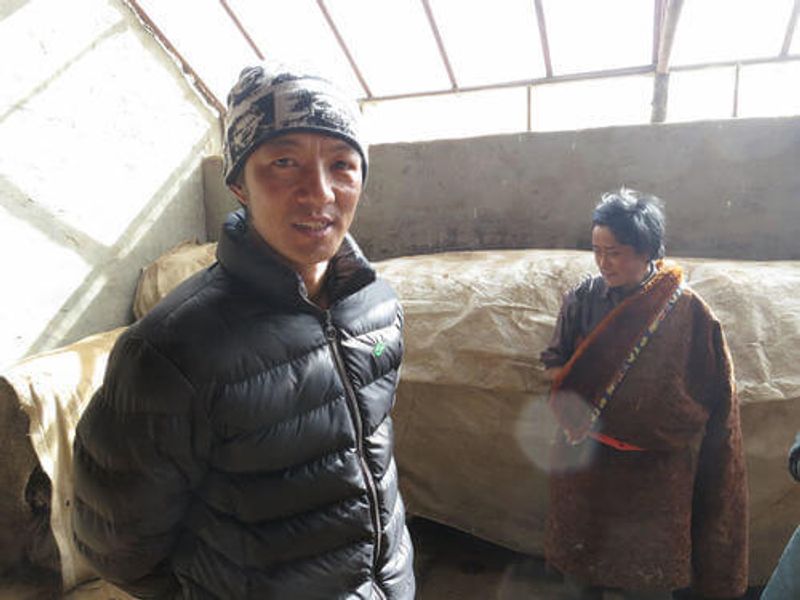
[690,318,749,598]
[540,288,580,369]
[72,333,208,598]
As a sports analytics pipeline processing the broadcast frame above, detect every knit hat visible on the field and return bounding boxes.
[222,62,367,187]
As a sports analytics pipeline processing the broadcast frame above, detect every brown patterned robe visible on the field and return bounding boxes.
[544,262,748,597]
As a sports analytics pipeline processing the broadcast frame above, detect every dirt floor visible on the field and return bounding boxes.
[409,518,766,600]
[0,518,768,599]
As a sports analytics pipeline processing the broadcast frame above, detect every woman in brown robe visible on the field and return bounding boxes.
[541,189,748,600]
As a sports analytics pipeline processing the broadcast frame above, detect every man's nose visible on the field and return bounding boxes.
[300,162,335,205]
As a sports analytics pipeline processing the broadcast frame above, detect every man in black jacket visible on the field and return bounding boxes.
[72,62,415,599]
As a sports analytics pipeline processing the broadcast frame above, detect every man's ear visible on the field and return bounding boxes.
[229,182,248,206]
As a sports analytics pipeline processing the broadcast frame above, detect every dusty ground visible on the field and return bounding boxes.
[0,518,767,599]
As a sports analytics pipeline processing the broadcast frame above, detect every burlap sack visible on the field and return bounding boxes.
[0,378,57,576]
[133,241,217,320]
[0,328,125,591]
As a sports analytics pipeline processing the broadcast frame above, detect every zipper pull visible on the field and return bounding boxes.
[323,311,337,341]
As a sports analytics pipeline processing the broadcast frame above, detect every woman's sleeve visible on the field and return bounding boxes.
[690,317,749,598]
[540,288,580,369]
[72,333,209,598]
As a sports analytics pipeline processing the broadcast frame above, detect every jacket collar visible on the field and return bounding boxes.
[216,209,376,310]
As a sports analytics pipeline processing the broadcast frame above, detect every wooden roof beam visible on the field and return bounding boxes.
[316,0,372,98]
[421,0,458,90]
[653,0,666,64]
[366,64,655,103]
[656,0,684,74]
[651,0,684,122]
[782,0,800,56]
[362,53,799,104]
[219,0,264,61]
[123,0,225,114]
[533,0,553,78]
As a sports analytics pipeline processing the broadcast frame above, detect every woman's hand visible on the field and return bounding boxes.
[544,367,563,382]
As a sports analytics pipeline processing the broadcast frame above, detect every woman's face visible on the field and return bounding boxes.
[591,225,651,289]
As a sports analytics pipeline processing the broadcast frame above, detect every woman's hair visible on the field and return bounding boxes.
[592,188,666,260]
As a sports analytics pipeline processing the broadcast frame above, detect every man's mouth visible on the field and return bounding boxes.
[295,219,333,231]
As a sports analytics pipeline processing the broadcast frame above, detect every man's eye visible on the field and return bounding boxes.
[333,160,357,171]
[273,157,294,167]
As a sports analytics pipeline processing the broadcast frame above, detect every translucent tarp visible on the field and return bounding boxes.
[428,0,546,86]
[671,0,795,66]
[543,0,652,74]
[127,0,799,137]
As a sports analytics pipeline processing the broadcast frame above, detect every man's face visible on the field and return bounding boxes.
[591,225,650,289]
[232,132,363,273]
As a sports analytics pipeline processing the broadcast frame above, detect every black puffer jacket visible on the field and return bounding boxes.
[72,211,415,599]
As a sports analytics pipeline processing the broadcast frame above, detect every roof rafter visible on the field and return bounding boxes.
[653,0,665,64]
[123,0,225,114]
[655,0,684,74]
[361,53,800,104]
[671,53,800,72]
[651,0,684,122]
[219,0,264,61]
[421,0,458,90]
[782,0,800,56]
[316,0,373,98]
[365,64,655,103]
[533,0,553,78]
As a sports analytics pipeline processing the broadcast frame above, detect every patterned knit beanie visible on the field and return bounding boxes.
[222,62,366,187]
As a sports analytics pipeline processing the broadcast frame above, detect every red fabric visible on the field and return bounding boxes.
[588,431,645,452]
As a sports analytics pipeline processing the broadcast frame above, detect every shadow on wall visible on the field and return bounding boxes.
[0,0,220,367]
[0,0,28,20]
[201,156,240,241]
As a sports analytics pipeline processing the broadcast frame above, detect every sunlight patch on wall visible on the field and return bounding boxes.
[0,205,92,369]
[0,28,212,248]
[0,0,218,367]
[0,0,122,112]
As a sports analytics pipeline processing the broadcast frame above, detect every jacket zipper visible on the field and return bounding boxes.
[323,312,385,599]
